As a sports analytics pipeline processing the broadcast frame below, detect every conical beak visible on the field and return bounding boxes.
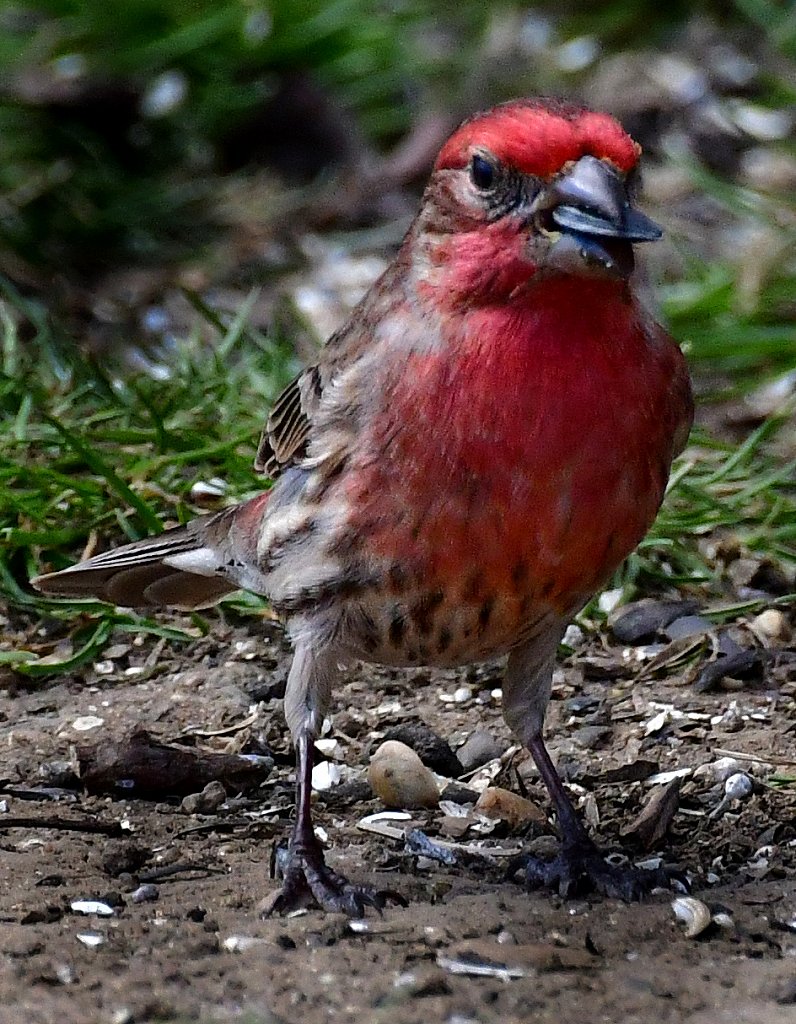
[532,154,662,278]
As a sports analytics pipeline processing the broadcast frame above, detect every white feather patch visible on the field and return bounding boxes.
[163,547,222,577]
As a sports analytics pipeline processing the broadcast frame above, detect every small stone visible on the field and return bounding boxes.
[610,599,698,644]
[694,650,762,693]
[131,884,159,904]
[474,787,546,828]
[439,782,480,804]
[751,609,791,643]
[368,741,440,810]
[438,815,475,839]
[38,760,79,788]
[181,780,226,815]
[562,624,586,648]
[382,720,462,777]
[724,772,753,801]
[565,695,600,716]
[728,558,791,596]
[572,725,612,750]
[742,148,796,191]
[664,615,712,641]
[456,729,506,772]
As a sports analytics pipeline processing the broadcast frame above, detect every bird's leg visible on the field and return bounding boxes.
[502,642,683,901]
[262,639,406,917]
[508,732,679,900]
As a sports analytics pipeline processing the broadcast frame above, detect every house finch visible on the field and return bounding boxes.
[33,98,693,916]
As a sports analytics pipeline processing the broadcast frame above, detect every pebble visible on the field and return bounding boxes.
[565,695,600,716]
[572,725,612,750]
[131,884,159,904]
[181,780,227,815]
[38,760,80,788]
[664,614,712,640]
[368,741,440,809]
[724,772,753,800]
[694,650,761,693]
[439,782,480,804]
[562,624,586,648]
[382,721,462,778]
[752,609,791,643]
[456,729,505,772]
[474,786,546,828]
[610,599,699,644]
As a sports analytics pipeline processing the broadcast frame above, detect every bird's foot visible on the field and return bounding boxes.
[506,837,687,901]
[261,840,407,918]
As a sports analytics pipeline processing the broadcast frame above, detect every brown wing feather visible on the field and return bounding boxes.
[31,509,242,609]
[254,365,323,477]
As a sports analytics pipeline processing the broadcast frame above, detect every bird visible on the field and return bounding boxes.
[33,98,694,917]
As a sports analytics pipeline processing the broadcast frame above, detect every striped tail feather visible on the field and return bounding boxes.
[31,493,271,610]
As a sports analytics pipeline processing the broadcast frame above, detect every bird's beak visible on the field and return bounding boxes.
[531,155,662,279]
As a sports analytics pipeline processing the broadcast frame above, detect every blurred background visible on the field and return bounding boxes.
[1,0,794,675]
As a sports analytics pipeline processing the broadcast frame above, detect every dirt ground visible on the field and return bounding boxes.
[1,607,795,1024]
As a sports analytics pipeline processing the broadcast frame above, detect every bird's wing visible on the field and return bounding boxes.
[254,264,398,478]
[31,515,238,609]
[254,364,323,478]
[31,495,271,609]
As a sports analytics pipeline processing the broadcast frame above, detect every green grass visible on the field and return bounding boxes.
[1,240,794,677]
[0,279,296,675]
[0,2,794,677]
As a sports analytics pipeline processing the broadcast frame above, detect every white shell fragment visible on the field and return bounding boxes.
[311,761,342,791]
[598,588,624,614]
[71,900,115,917]
[436,953,528,981]
[315,738,340,757]
[644,767,692,786]
[223,935,270,953]
[357,810,412,840]
[71,716,104,732]
[672,896,712,938]
[76,932,105,948]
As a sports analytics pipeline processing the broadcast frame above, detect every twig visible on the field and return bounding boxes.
[139,862,226,882]
[714,748,796,767]
[0,816,128,835]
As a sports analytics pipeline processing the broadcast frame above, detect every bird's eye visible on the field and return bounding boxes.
[470,154,497,191]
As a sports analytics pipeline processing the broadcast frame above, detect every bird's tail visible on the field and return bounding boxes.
[31,492,271,610]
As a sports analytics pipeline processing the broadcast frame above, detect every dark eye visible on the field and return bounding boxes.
[470,154,497,191]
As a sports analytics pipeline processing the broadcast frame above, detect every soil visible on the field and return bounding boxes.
[1,609,794,1024]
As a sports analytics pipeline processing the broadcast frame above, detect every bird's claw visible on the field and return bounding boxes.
[506,838,688,901]
[261,843,407,918]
